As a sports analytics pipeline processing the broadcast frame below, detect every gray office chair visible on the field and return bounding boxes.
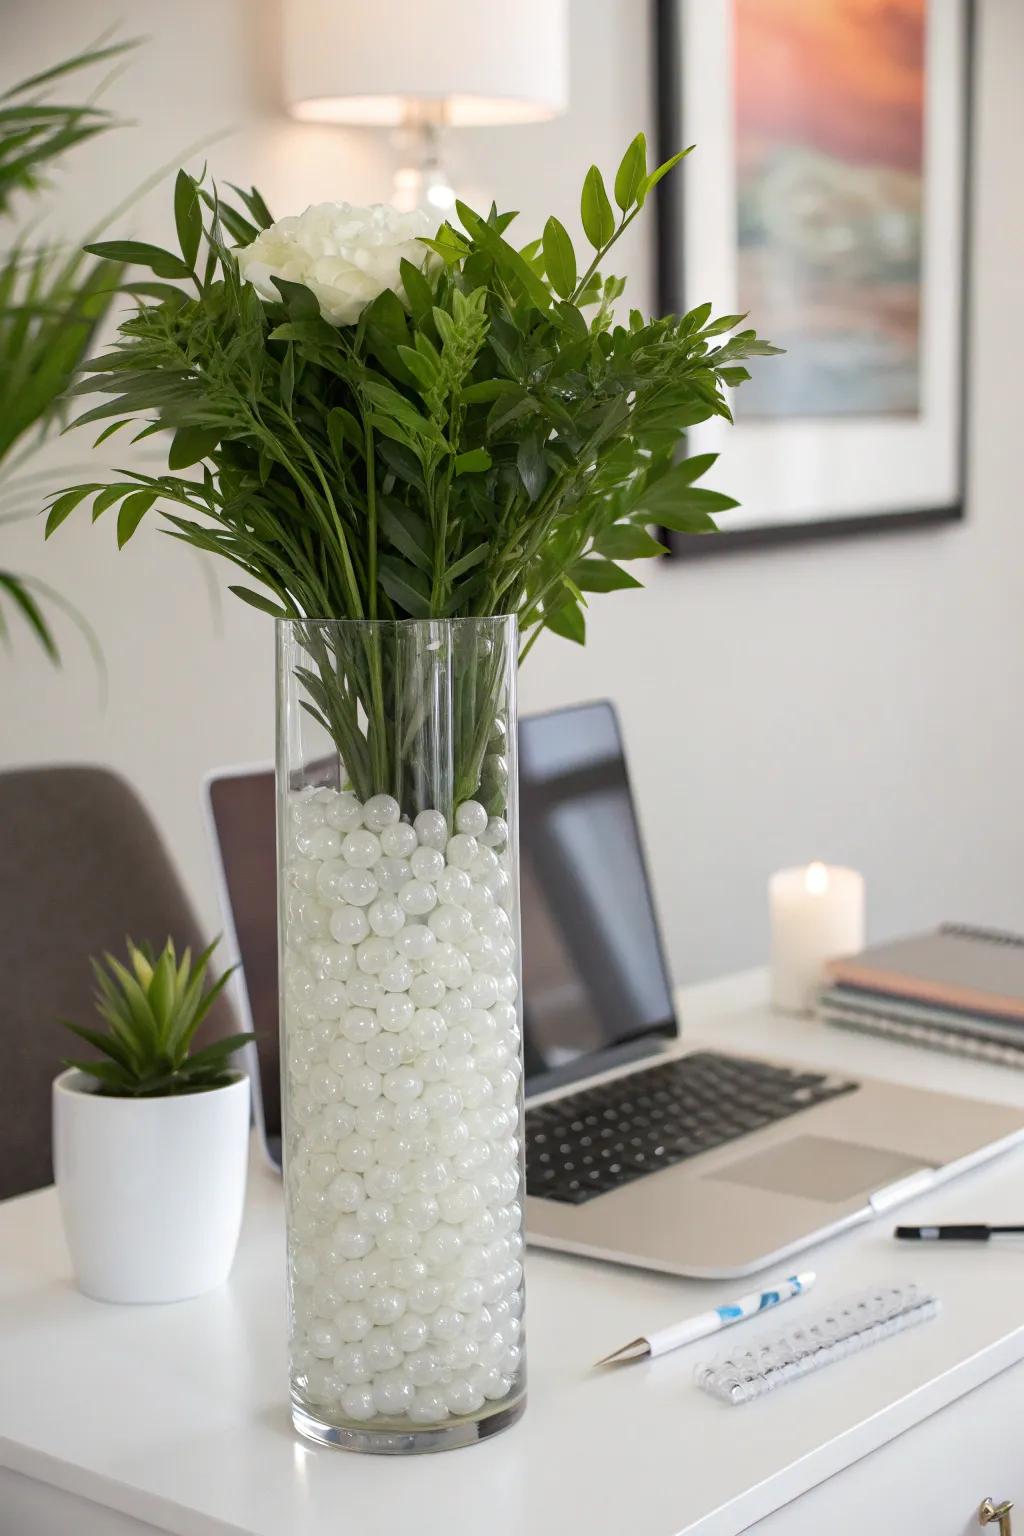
[0,765,238,1199]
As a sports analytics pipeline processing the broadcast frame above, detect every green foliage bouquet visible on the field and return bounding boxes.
[49,135,777,801]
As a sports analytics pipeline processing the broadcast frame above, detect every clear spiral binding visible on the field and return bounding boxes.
[695,1282,940,1405]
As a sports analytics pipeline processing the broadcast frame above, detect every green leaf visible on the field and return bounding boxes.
[613,133,647,211]
[461,380,519,405]
[168,426,221,470]
[0,574,58,659]
[453,448,492,475]
[228,585,290,618]
[396,343,438,392]
[542,216,577,300]
[378,555,432,618]
[269,276,321,320]
[581,165,615,249]
[44,483,101,538]
[637,145,694,206]
[173,170,202,271]
[516,435,549,501]
[399,257,433,323]
[570,557,643,593]
[446,542,489,581]
[83,240,192,280]
[378,501,432,574]
[594,525,667,560]
[545,596,586,645]
[116,490,157,547]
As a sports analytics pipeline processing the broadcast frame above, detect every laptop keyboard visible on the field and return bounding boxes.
[525,1050,859,1205]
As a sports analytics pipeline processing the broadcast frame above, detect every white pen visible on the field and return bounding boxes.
[595,1271,816,1366]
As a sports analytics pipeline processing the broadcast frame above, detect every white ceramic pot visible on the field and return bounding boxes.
[52,1069,250,1304]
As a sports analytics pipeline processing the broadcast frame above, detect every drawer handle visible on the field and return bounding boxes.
[980,1498,1014,1534]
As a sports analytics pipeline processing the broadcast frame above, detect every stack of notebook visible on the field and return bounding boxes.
[819,924,1024,1068]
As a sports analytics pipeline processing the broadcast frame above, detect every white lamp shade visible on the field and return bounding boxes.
[283,0,568,126]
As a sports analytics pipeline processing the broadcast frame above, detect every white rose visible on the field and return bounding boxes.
[237,202,435,326]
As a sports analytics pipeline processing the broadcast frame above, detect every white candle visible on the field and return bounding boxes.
[769,863,865,1014]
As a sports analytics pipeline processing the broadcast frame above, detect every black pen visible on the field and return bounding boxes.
[895,1223,1024,1242]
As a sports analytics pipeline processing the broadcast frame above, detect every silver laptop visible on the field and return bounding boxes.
[203,702,1024,1279]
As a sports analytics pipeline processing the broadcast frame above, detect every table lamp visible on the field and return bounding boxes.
[282,0,569,211]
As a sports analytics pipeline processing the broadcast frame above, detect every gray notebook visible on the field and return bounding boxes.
[827,924,1024,1023]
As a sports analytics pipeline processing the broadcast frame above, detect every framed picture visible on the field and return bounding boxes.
[655,0,973,555]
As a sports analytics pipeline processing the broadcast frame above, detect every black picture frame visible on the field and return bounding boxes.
[653,0,974,557]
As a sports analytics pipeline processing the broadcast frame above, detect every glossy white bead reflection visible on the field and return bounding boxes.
[283,791,523,1431]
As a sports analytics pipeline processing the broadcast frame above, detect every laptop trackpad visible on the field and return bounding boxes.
[707,1134,929,1204]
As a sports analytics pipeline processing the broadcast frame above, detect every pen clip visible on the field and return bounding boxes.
[594,1337,651,1367]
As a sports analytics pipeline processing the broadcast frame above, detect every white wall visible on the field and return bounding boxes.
[2,0,1022,987]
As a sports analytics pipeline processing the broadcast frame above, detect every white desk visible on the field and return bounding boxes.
[4,970,1024,1536]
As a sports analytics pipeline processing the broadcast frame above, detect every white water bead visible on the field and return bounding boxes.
[329,905,371,945]
[389,1256,428,1288]
[443,1024,474,1060]
[334,1340,372,1381]
[412,1155,450,1194]
[391,1100,431,1135]
[292,791,325,827]
[429,1301,466,1339]
[438,990,472,1026]
[428,1117,470,1157]
[335,1260,371,1301]
[480,815,508,848]
[326,1171,364,1213]
[408,1280,446,1318]
[364,1034,406,1074]
[428,903,473,944]
[307,940,356,981]
[339,1382,376,1420]
[374,1372,416,1416]
[393,1312,430,1353]
[305,1153,338,1188]
[308,1321,342,1359]
[337,1134,375,1172]
[422,1081,463,1120]
[376,1223,420,1259]
[293,894,332,938]
[469,844,498,876]
[410,844,445,882]
[409,1009,446,1050]
[462,971,499,1009]
[408,971,445,1009]
[398,1192,440,1232]
[356,936,396,975]
[377,1131,415,1168]
[418,1051,452,1085]
[342,1007,379,1045]
[375,856,412,893]
[327,1038,365,1075]
[307,1065,344,1105]
[367,1285,407,1325]
[414,809,448,850]
[462,880,494,916]
[379,958,415,993]
[435,867,472,907]
[288,856,319,895]
[379,820,418,858]
[324,792,364,832]
[376,992,415,1032]
[383,1067,424,1104]
[362,793,400,831]
[346,974,385,1010]
[393,923,436,961]
[446,833,479,871]
[493,971,518,1004]
[340,829,380,868]
[335,867,379,908]
[298,826,343,861]
[367,896,405,938]
[363,1164,405,1200]
[319,1102,358,1140]
[409,1387,449,1423]
[343,1067,383,1107]
[314,979,349,1019]
[441,1336,480,1372]
[438,1181,483,1224]
[398,878,437,916]
[454,800,488,837]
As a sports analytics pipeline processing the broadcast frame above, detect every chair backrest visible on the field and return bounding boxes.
[0,765,238,1199]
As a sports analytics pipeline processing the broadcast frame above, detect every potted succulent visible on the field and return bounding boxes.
[53,937,254,1304]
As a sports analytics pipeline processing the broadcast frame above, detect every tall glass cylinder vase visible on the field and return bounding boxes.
[277,617,525,1453]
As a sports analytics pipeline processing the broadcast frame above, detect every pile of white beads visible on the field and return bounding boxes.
[282,787,525,1429]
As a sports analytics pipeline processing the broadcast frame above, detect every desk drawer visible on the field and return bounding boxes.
[748,1359,1024,1536]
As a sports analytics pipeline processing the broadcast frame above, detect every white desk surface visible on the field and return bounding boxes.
[5,969,1024,1536]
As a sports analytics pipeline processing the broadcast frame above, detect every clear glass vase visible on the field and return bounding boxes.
[277,616,526,1453]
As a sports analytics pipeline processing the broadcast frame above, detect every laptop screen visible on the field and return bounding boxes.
[206,701,676,1153]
